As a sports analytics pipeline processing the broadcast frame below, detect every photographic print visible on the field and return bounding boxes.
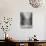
[20,12,32,28]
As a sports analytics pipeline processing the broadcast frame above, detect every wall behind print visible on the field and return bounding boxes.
[0,0,46,40]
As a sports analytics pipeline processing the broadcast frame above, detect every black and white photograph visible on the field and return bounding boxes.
[20,12,32,28]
